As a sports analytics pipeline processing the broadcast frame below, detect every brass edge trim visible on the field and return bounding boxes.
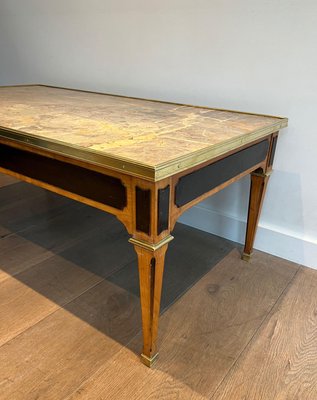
[242,252,252,261]
[0,123,285,182]
[0,85,288,181]
[129,235,174,251]
[251,170,272,178]
[155,122,286,171]
[141,353,159,367]
[153,123,286,180]
[0,127,156,180]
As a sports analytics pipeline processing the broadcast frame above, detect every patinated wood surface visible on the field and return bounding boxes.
[0,87,288,369]
[213,266,317,400]
[0,85,287,179]
[0,179,306,400]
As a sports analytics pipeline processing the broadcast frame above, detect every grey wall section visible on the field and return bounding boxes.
[0,0,316,268]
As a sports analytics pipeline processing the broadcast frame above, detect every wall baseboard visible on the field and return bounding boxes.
[179,205,317,270]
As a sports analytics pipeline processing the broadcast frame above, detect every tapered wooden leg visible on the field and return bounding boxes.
[129,236,172,367]
[242,169,271,261]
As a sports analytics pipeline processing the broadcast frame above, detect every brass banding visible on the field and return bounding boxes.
[129,235,174,251]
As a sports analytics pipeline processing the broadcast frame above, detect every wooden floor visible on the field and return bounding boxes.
[0,175,316,400]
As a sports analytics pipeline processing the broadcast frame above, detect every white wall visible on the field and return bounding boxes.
[1,0,316,268]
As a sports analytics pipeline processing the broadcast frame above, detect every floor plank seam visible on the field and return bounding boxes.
[0,181,19,189]
[0,232,15,240]
[0,201,84,237]
[210,263,301,400]
[61,326,144,400]
[0,190,51,216]
[0,224,43,243]
[0,192,87,244]
[0,221,122,285]
[0,276,108,350]
[0,242,139,349]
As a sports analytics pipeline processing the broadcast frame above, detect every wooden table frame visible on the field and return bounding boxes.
[0,85,284,367]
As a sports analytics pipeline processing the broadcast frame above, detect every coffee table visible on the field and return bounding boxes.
[0,85,287,366]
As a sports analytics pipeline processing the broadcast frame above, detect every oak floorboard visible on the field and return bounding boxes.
[212,266,317,400]
[0,181,51,237]
[0,217,135,346]
[0,181,48,210]
[108,223,236,311]
[0,201,85,283]
[0,234,60,283]
[65,250,299,400]
[0,226,12,240]
[1,200,97,252]
[0,180,84,283]
[0,255,102,347]
[0,174,19,188]
[1,177,310,400]
[0,190,127,282]
[0,279,141,400]
[0,188,76,236]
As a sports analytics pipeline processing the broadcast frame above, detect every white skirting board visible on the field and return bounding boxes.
[179,206,317,270]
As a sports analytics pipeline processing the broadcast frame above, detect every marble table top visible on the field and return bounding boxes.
[0,85,287,180]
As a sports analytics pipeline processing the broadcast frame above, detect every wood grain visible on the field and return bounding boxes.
[1,179,314,400]
[0,189,74,235]
[0,143,128,210]
[0,234,61,283]
[243,170,270,258]
[0,214,135,346]
[0,174,18,188]
[0,106,283,366]
[108,223,236,311]
[65,250,299,400]
[0,255,102,347]
[212,266,317,400]
[0,184,85,282]
[0,279,141,400]
[0,180,46,210]
[133,242,169,364]
[0,196,119,282]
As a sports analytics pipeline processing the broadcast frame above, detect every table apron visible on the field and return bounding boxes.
[0,142,128,212]
[174,139,269,208]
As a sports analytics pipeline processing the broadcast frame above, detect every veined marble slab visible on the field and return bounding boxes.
[0,85,287,180]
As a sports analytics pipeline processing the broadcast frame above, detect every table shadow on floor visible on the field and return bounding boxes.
[0,183,238,350]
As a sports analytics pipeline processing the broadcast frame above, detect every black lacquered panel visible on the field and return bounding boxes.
[157,185,170,235]
[136,186,151,234]
[175,139,269,207]
[0,143,127,210]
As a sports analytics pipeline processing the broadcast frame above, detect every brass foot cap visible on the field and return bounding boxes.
[141,352,159,367]
[242,252,252,262]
